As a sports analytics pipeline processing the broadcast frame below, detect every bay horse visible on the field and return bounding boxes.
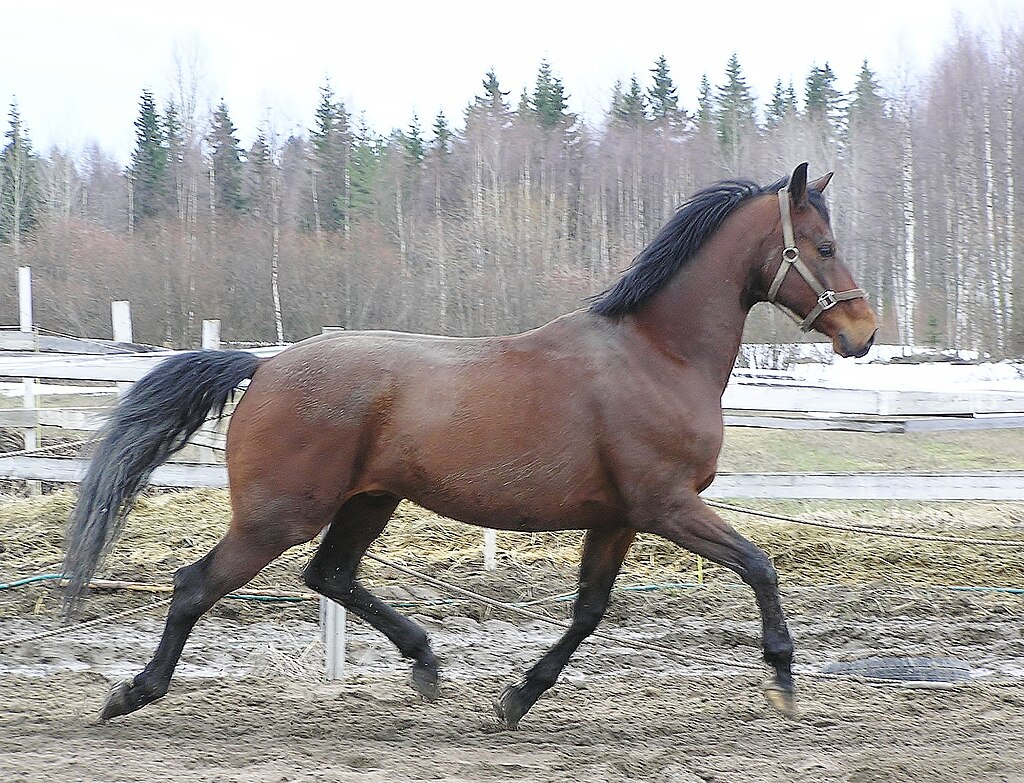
[63,162,877,728]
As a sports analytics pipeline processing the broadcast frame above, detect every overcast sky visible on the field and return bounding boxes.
[0,0,1015,163]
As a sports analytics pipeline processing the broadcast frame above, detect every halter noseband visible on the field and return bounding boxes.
[766,187,867,332]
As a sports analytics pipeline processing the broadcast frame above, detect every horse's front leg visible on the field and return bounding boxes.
[494,525,636,729]
[639,492,796,716]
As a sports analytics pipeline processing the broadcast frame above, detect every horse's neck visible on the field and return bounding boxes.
[634,242,757,393]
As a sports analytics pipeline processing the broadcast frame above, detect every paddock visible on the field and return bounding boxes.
[0,298,1022,779]
[1,481,1022,781]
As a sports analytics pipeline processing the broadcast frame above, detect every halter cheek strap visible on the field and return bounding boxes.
[766,188,867,332]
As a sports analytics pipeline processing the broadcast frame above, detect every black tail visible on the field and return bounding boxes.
[62,350,261,608]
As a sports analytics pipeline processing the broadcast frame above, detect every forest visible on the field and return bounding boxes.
[0,20,1020,353]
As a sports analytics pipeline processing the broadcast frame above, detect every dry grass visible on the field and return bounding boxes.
[1,489,1021,593]
[243,632,325,679]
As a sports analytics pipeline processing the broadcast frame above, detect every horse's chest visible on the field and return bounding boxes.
[612,391,724,495]
[641,386,723,458]
[663,418,723,471]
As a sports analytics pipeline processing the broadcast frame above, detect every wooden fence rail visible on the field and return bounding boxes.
[3,456,1023,501]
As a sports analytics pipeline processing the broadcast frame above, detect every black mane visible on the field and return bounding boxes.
[589,175,829,317]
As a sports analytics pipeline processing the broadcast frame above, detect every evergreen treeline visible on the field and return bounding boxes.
[0,26,1021,353]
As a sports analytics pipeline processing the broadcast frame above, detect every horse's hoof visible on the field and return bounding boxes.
[493,684,528,730]
[762,679,797,718]
[411,662,440,702]
[98,680,133,722]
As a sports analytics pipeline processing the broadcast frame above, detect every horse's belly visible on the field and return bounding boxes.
[379,444,617,532]
[410,484,614,533]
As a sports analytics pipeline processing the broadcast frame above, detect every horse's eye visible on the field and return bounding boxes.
[818,244,834,258]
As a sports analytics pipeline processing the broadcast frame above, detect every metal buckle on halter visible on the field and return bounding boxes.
[817,290,838,311]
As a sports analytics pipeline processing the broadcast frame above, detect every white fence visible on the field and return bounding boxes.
[3,341,1024,497]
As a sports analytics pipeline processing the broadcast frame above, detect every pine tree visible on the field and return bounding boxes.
[310,79,352,232]
[531,60,571,128]
[785,83,798,112]
[475,69,509,114]
[765,79,798,128]
[841,58,890,320]
[848,60,884,124]
[347,117,382,217]
[432,110,452,153]
[610,77,647,126]
[716,54,756,149]
[609,80,625,118]
[0,101,42,248]
[129,89,169,224]
[805,62,845,136]
[517,88,532,116]
[403,113,426,165]
[245,129,272,218]
[648,55,680,123]
[696,73,716,130]
[207,100,246,214]
[766,80,786,128]
[164,99,186,218]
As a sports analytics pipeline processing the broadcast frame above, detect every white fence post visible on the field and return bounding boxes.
[321,596,346,681]
[201,319,221,350]
[18,267,33,337]
[483,529,497,570]
[196,320,223,464]
[111,301,133,344]
[111,301,133,397]
[319,520,346,680]
[18,267,39,495]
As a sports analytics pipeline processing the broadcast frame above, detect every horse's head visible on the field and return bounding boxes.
[761,163,878,358]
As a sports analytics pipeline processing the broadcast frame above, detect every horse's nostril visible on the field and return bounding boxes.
[851,330,875,358]
[838,332,852,356]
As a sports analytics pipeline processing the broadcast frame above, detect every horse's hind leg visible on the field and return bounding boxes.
[302,493,441,700]
[99,524,293,721]
[641,493,796,716]
[494,525,635,729]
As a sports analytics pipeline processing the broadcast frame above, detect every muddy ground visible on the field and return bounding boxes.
[0,487,1022,780]
[1,576,1022,782]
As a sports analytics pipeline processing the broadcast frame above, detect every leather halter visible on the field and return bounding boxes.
[766,188,867,332]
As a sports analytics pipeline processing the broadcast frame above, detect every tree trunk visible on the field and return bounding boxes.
[310,168,323,242]
[186,173,198,342]
[522,150,531,269]
[343,146,351,239]
[983,89,1004,351]
[208,160,217,252]
[127,177,134,236]
[473,144,484,272]
[435,164,446,334]
[1004,93,1016,351]
[900,115,917,346]
[396,181,406,260]
[271,168,284,343]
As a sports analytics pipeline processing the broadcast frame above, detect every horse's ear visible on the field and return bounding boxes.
[811,171,834,193]
[789,162,809,207]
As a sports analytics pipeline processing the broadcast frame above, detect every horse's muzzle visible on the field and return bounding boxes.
[836,328,876,359]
